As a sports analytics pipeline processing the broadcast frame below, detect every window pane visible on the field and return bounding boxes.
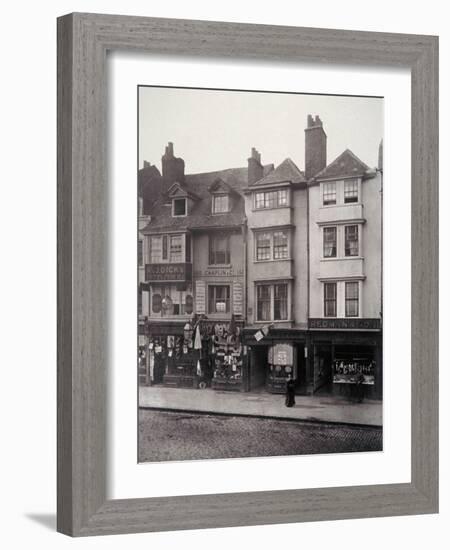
[344,179,358,203]
[170,235,183,262]
[150,236,162,262]
[345,225,359,256]
[210,234,230,264]
[208,285,230,313]
[256,232,271,260]
[323,182,336,205]
[323,227,337,257]
[162,235,168,260]
[278,189,288,206]
[265,191,277,208]
[257,285,271,321]
[213,195,229,213]
[274,284,288,320]
[273,231,288,259]
[324,282,337,317]
[345,282,359,317]
[173,198,186,216]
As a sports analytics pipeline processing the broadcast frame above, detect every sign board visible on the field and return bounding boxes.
[195,280,206,314]
[309,318,381,330]
[145,263,192,282]
[233,281,243,315]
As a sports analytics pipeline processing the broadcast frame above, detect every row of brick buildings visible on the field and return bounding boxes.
[138,115,383,399]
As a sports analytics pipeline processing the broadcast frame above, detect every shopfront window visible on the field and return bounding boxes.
[208,285,230,314]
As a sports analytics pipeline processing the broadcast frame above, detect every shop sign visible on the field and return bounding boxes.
[145,263,192,282]
[233,281,243,315]
[309,318,381,330]
[195,280,206,314]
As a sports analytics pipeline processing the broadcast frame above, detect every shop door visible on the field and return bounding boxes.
[249,347,267,391]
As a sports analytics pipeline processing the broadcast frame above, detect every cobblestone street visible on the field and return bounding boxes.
[139,408,382,462]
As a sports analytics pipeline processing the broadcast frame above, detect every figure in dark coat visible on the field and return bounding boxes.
[285,375,296,407]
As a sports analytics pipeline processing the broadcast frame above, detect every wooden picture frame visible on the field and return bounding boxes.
[57,12,438,536]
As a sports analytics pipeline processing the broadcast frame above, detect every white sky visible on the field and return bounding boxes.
[139,86,383,174]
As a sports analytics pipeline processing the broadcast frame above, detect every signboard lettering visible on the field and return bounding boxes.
[195,280,206,314]
[233,281,243,315]
[145,263,192,282]
[309,318,381,330]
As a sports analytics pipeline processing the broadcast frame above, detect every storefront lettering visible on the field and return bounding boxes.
[309,318,381,330]
[145,263,192,282]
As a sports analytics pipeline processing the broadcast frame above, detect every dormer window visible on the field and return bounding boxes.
[172,198,186,217]
[212,194,230,214]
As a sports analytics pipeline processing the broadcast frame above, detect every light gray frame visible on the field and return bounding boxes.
[57,12,438,537]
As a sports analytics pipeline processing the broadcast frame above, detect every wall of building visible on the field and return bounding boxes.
[192,229,245,319]
[308,174,382,320]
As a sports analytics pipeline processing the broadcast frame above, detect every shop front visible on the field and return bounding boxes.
[309,318,382,400]
[244,329,309,394]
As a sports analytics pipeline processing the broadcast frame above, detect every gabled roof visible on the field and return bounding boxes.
[167,181,200,201]
[208,178,236,195]
[141,164,273,233]
[312,149,370,181]
[249,158,306,187]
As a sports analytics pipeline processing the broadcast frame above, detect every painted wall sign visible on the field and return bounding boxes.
[145,263,192,282]
[195,280,206,314]
[309,318,381,330]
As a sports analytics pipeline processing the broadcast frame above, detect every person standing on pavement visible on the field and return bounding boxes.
[285,374,296,407]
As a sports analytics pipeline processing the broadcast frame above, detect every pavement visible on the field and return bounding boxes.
[139,385,382,427]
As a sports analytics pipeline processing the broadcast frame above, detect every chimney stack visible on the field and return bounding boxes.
[305,115,327,179]
[248,147,263,185]
[162,142,185,186]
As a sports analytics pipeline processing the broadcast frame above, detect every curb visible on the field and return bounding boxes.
[139,405,383,430]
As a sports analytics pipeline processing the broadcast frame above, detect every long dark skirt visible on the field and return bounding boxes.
[285,382,296,407]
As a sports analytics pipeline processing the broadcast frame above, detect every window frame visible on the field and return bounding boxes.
[149,233,185,263]
[345,281,359,317]
[344,224,359,257]
[208,284,231,314]
[344,179,359,203]
[172,197,187,217]
[254,188,290,210]
[323,282,337,317]
[212,193,230,214]
[209,233,231,265]
[322,182,337,206]
[323,226,337,258]
[256,282,289,322]
[255,229,290,261]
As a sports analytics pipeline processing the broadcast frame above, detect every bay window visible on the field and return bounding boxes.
[257,283,288,321]
[255,229,290,261]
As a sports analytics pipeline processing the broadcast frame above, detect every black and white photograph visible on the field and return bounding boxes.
[137,86,383,462]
